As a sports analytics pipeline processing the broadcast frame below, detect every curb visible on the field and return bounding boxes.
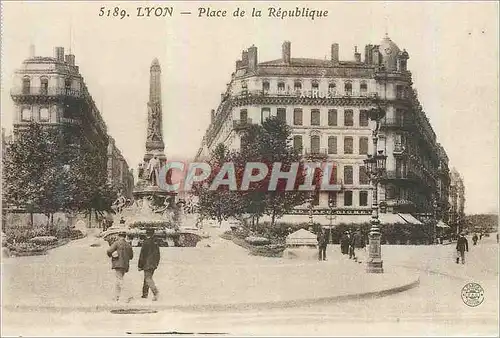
[4,275,420,313]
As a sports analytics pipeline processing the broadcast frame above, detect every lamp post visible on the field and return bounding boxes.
[432,198,438,244]
[363,105,387,274]
[327,199,336,244]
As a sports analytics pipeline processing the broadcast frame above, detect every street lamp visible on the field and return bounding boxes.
[363,105,387,274]
[327,198,336,244]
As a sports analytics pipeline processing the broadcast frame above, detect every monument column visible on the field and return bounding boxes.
[144,58,166,164]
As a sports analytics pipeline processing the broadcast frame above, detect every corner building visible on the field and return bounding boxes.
[10,46,134,198]
[196,36,456,225]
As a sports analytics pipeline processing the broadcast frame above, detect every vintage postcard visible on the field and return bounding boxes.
[1,1,498,336]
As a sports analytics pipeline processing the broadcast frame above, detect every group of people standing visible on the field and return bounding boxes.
[316,228,367,263]
[106,228,161,302]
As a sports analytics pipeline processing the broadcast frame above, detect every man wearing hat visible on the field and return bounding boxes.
[138,228,161,301]
[456,232,469,264]
[106,231,134,301]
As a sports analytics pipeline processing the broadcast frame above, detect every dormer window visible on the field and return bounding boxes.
[312,82,319,91]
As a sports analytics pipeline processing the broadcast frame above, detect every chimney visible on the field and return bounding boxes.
[354,46,361,63]
[364,44,373,64]
[54,47,65,61]
[29,44,35,58]
[247,45,258,70]
[65,54,75,65]
[331,43,339,63]
[210,109,215,123]
[282,41,291,64]
[242,50,248,65]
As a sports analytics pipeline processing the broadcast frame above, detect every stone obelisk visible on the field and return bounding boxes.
[144,58,166,163]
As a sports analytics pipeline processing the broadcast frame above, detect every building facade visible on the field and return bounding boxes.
[9,46,133,196]
[195,36,460,224]
[107,137,135,198]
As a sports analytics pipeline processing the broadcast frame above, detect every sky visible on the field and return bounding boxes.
[1,1,498,215]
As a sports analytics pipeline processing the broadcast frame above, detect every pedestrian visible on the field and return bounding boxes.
[348,230,355,260]
[107,231,134,301]
[455,232,469,264]
[138,228,160,301]
[317,228,328,261]
[340,231,350,255]
[497,232,499,244]
[352,229,366,263]
[472,233,478,246]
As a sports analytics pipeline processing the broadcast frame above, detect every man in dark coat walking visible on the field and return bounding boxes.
[317,228,328,261]
[107,232,134,301]
[340,231,350,255]
[138,228,160,300]
[456,232,469,264]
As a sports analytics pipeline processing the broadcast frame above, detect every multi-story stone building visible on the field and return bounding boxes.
[9,46,133,195]
[107,137,135,198]
[196,35,459,225]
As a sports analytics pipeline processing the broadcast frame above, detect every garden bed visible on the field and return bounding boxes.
[220,230,285,258]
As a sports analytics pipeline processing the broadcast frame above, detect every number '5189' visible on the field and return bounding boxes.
[99,7,129,19]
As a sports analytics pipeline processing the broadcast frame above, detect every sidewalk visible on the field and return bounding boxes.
[3,237,419,312]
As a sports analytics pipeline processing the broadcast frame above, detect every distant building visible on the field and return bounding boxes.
[9,45,132,195]
[107,137,134,198]
[195,36,463,226]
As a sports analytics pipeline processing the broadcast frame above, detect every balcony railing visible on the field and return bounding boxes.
[235,89,378,99]
[304,148,328,158]
[380,118,414,128]
[232,118,253,130]
[11,87,83,98]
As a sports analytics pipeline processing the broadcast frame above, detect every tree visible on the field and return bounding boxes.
[3,122,117,228]
[192,143,245,224]
[3,123,70,225]
[241,117,318,226]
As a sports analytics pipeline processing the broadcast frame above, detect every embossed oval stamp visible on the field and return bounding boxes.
[461,283,484,307]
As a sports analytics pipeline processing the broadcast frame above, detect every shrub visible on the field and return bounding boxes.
[245,236,271,246]
[250,244,285,257]
[69,229,85,240]
[30,236,58,245]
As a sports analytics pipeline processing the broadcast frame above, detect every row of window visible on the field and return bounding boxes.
[293,135,369,155]
[258,80,369,93]
[241,108,370,127]
[312,190,369,207]
[21,77,72,95]
[21,106,50,122]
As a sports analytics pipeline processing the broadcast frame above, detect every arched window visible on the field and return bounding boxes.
[328,82,336,94]
[277,81,285,92]
[293,135,303,153]
[64,78,72,94]
[22,77,30,94]
[40,78,49,95]
[262,80,270,92]
[311,81,319,91]
[344,82,352,96]
[360,82,367,95]
[21,107,32,121]
[310,135,320,154]
[294,81,302,91]
[39,107,50,121]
